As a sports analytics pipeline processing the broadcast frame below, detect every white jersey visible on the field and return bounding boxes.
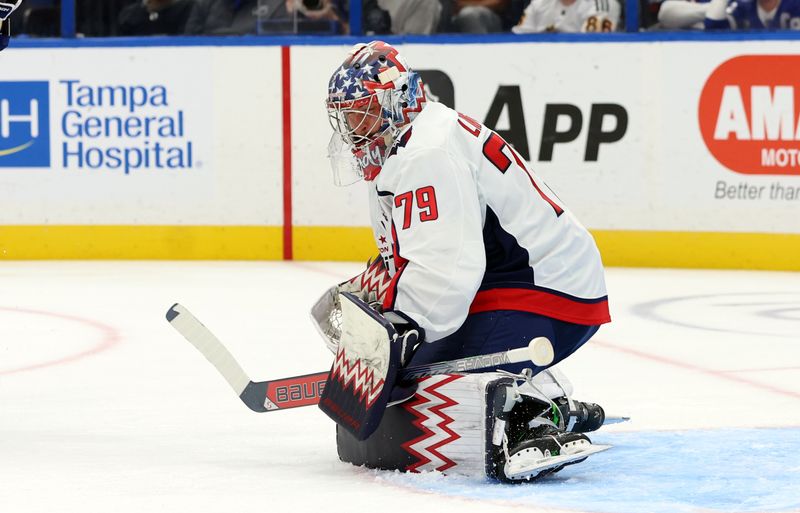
[369,102,610,342]
[511,0,620,33]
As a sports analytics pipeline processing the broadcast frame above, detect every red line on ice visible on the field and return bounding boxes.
[722,366,800,373]
[592,339,800,401]
[0,306,121,376]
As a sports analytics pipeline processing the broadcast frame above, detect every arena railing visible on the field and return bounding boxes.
[7,0,798,44]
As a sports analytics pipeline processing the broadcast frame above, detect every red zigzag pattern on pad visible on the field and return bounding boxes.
[330,347,386,409]
[401,374,463,473]
[348,258,392,304]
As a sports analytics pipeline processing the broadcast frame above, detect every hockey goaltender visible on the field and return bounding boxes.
[314,40,614,482]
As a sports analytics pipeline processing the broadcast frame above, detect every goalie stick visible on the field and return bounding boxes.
[166,303,551,413]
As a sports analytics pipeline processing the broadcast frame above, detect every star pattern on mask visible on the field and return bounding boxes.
[328,61,388,102]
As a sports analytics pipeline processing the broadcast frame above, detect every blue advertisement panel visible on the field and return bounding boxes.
[0,81,50,167]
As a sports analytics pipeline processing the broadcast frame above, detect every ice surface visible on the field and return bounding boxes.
[1,262,799,513]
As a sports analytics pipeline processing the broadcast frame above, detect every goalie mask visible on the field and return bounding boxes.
[0,0,23,51]
[326,41,427,185]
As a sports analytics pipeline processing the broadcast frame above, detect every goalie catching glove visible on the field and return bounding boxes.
[318,292,422,441]
[310,256,392,354]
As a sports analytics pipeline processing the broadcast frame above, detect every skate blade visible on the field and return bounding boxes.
[505,444,612,480]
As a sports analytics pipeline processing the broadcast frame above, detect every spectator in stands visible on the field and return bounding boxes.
[512,0,620,32]
[286,0,353,33]
[451,0,510,32]
[362,0,392,34]
[704,0,800,29]
[293,0,390,34]
[118,0,194,35]
[290,0,345,27]
[79,0,133,36]
[377,0,441,33]
[657,0,708,29]
[185,0,376,35]
[10,0,59,37]
[185,0,264,34]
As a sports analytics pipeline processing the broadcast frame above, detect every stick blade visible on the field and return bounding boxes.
[166,302,252,398]
[603,415,631,426]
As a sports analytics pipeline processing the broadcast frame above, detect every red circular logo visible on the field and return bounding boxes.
[699,55,800,175]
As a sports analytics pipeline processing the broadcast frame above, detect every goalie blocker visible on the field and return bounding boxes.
[319,292,419,440]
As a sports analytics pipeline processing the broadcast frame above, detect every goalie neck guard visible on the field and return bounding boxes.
[325,41,427,184]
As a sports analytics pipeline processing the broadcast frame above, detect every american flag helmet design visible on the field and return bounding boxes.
[326,41,427,183]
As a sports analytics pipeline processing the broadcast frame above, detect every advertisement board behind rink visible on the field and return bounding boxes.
[700,55,800,175]
[0,48,236,227]
[1,42,799,261]
[0,46,289,231]
[418,68,629,166]
[58,79,194,175]
[0,60,207,176]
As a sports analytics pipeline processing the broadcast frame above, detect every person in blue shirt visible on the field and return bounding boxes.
[0,0,23,50]
[705,0,800,29]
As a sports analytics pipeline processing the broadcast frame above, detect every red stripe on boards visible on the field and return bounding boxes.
[282,45,293,260]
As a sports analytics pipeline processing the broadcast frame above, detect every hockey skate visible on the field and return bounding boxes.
[553,397,606,433]
[497,425,610,482]
[490,384,611,482]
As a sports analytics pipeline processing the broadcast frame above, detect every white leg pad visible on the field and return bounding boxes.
[336,371,514,478]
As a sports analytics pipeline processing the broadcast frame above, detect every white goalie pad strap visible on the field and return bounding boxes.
[526,366,574,400]
[400,372,508,478]
[518,366,578,430]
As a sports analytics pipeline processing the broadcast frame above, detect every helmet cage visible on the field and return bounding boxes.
[326,89,402,148]
[326,88,405,184]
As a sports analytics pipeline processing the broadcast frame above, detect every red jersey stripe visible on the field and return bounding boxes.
[469,288,610,326]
